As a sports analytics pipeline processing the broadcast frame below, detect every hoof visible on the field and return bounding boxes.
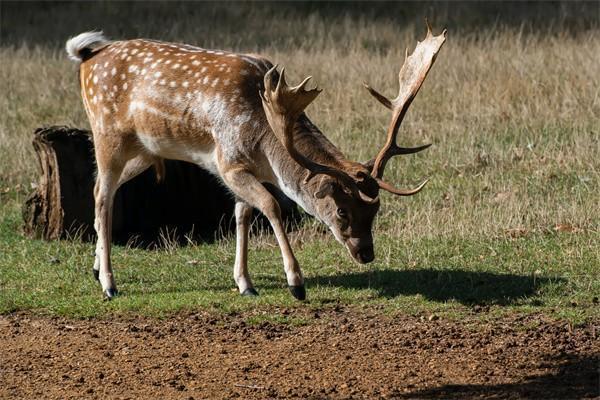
[103,288,119,300]
[289,285,306,301]
[93,269,100,281]
[241,288,259,297]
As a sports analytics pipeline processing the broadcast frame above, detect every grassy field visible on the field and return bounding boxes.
[0,2,598,323]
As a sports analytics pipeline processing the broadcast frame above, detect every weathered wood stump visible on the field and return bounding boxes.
[23,126,300,246]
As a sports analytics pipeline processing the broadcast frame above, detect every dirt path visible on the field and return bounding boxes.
[1,309,598,399]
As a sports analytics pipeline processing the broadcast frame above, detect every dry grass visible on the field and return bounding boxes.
[0,2,598,241]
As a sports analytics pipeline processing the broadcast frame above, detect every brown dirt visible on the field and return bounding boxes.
[1,308,598,399]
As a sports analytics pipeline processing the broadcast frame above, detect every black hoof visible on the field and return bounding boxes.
[289,285,306,301]
[103,288,119,300]
[93,269,100,281]
[241,288,259,297]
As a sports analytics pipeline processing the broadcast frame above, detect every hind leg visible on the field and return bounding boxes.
[93,159,123,298]
[92,154,155,285]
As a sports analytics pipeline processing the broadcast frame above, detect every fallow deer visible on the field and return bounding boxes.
[66,24,446,300]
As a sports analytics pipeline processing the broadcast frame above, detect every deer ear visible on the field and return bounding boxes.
[314,180,336,199]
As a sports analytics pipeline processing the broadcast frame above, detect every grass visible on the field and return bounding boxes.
[1,190,598,323]
[0,2,598,323]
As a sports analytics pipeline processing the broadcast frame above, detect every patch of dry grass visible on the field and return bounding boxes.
[0,3,598,241]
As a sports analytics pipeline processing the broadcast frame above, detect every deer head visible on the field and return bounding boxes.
[261,24,447,264]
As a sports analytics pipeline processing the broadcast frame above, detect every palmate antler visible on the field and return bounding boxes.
[365,22,446,195]
[260,66,378,204]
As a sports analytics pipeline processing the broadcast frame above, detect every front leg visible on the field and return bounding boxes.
[234,200,258,296]
[222,167,305,300]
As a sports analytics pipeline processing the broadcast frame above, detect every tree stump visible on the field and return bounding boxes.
[22,126,301,246]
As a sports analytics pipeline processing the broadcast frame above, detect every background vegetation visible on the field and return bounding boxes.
[0,2,598,322]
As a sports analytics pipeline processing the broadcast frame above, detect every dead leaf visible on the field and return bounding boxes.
[505,227,529,238]
[553,224,581,233]
[493,191,513,203]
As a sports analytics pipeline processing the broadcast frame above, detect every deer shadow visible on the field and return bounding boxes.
[397,353,598,399]
[308,267,560,306]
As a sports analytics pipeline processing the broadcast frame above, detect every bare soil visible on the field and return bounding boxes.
[1,308,598,399]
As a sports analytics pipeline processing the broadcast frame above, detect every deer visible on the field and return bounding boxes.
[65,24,446,300]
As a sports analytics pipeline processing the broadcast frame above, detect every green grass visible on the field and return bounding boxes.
[1,191,597,323]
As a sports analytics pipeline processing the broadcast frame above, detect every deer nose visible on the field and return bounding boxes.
[357,247,374,264]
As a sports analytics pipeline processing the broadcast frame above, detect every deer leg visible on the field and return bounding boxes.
[234,200,258,296]
[222,168,305,300]
[92,154,154,282]
[93,164,123,299]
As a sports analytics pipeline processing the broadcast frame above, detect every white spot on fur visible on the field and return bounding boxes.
[182,81,189,88]
[111,67,116,76]
[169,81,177,88]
[154,71,162,78]
[123,82,128,90]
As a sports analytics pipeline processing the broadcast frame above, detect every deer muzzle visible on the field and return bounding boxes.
[347,237,375,264]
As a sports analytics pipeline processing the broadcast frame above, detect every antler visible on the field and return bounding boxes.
[261,65,377,204]
[365,22,446,195]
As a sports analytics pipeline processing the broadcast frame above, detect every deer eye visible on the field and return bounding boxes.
[336,208,348,218]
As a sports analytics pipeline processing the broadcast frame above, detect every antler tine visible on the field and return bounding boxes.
[363,82,392,110]
[293,76,314,93]
[365,23,446,196]
[425,18,433,37]
[261,65,377,204]
[375,177,429,196]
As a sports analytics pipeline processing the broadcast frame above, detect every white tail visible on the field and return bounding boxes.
[66,25,446,300]
[66,31,111,62]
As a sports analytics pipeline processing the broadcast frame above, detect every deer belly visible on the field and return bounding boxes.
[136,134,218,174]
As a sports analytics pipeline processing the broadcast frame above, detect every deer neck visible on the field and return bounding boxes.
[265,116,347,218]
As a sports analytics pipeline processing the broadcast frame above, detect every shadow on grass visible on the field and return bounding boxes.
[399,354,598,399]
[309,268,561,306]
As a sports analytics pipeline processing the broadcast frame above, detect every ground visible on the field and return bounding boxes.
[1,308,597,399]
